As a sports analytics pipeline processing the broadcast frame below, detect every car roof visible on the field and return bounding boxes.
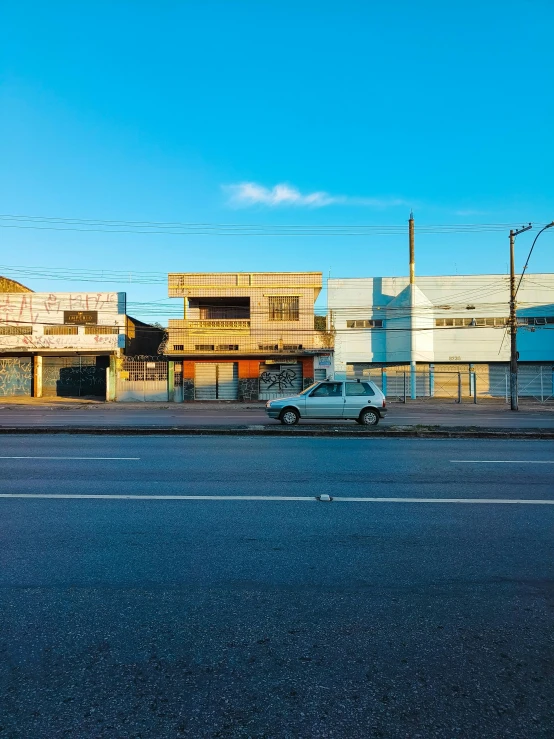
[323,379,374,383]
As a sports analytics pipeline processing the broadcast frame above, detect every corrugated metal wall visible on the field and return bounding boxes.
[0,357,32,396]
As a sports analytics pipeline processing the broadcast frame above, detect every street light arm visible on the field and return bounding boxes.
[515,221,554,298]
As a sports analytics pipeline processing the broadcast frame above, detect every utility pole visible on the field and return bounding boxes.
[409,211,416,400]
[509,224,532,411]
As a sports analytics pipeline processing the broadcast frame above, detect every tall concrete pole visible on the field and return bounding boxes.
[508,224,532,411]
[509,230,518,411]
[409,212,416,399]
[409,211,415,285]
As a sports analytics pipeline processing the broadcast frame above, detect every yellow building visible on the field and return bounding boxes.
[166,272,333,400]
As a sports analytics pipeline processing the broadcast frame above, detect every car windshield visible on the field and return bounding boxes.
[300,382,320,395]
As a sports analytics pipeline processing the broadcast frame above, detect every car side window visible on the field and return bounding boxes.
[345,382,375,396]
[310,382,343,398]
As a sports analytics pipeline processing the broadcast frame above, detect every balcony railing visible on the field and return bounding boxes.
[186,319,251,329]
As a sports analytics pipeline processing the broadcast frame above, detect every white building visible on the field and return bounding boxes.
[0,288,127,397]
[328,273,554,398]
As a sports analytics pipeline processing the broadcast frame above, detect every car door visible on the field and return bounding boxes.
[343,381,376,417]
[304,381,344,418]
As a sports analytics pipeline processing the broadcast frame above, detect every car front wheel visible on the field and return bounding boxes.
[358,408,379,426]
[280,408,300,425]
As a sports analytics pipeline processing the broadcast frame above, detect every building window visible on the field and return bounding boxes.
[517,316,554,326]
[173,345,184,351]
[259,344,279,351]
[217,344,239,351]
[268,296,299,321]
[0,325,32,335]
[283,344,303,351]
[435,317,509,327]
[84,326,119,334]
[44,325,78,335]
[346,319,383,328]
[195,344,215,351]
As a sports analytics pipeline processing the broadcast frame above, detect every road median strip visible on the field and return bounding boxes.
[0,425,553,439]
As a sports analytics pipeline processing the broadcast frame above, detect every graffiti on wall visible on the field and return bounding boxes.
[0,357,32,396]
[260,368,298,391]
[0,334,118,350]
[0,293,120,325]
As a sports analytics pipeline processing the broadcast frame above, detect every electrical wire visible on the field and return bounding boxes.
[2,213,551,236]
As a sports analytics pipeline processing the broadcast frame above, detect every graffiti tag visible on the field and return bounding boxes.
[260,369,297,391]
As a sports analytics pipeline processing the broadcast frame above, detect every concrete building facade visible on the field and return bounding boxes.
[328,273,554,398]
[166,272,332,400]
[0,288,127,397]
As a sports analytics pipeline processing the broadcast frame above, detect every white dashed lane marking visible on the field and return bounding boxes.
[451,460,554,464]
[0,456,140,460]
[0,494,552,504]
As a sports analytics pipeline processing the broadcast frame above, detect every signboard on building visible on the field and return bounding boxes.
[318,354,331,366]
[64,310,98,325]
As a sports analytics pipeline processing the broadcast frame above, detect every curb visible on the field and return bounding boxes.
[0,426,553,439]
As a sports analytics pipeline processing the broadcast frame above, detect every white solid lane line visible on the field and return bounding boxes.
[0,456,140,460]
[0,494,552,504]
[451,460,554,464]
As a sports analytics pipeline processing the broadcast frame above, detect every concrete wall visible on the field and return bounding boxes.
[0,292,127,353]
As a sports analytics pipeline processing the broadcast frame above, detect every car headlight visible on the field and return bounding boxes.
[266,401,273,408]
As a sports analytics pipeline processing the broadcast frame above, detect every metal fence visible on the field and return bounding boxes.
[352,367,554,403]
[114,360,554,404]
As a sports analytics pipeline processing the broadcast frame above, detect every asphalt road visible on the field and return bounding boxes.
[1,403,554,428]
[1,436,553,738]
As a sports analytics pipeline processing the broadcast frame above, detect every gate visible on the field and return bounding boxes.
[518,365,554,402]
[116,358,168,401]
[194,362,238,400]
[259,363,302,400]
[475,366,509,400]
[0,357,32,396]
[42,356,107,397]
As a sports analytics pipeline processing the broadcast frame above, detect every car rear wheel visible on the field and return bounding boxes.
[358,408,379,426]
[280,408,300,425]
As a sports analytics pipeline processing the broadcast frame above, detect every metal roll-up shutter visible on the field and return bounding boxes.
[216,362,238,400]
[0,357,32,396]
[42,356,107,397]
[195,363,217,399]
[259,363,303,400]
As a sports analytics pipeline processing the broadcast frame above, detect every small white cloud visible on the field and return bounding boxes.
[224,182,409,209]
[454,209,488,216]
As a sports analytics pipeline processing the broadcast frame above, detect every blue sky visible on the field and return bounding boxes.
[1,1,553,320]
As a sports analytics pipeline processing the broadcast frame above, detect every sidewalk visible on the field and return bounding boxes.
[1,397,553,411]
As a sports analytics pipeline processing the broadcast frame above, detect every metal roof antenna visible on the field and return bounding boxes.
[409,211,415,285]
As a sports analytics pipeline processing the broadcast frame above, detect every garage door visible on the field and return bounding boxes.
[0,357,32,396]
[259,363,303,400]
[194,363,238,400]
[42,356,108,397]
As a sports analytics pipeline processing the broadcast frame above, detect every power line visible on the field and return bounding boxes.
[1,213,551,236]
[0,264,530,288]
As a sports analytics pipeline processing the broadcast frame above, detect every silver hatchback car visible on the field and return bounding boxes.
[265,379,387,426]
